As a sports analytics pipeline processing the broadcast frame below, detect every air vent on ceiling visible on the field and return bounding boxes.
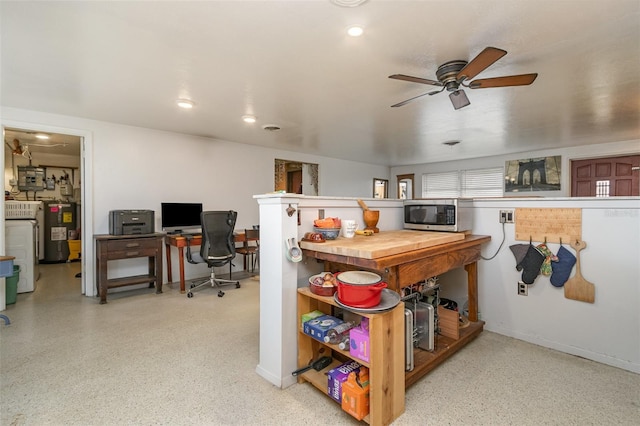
[262,124,281,132]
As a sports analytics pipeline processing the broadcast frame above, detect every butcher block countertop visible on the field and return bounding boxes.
[299,230,465,260]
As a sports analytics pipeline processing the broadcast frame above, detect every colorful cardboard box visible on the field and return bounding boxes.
[349,326,370,363]
[341,369,370,421]
[301,310,325,324]
[327,360,362,403]
[303,314,343,343]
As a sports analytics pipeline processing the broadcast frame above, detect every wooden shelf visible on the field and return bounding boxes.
[297,287,405,426]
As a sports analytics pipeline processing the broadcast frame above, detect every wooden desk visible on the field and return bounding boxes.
[95,233,164,304]
[164,233,245,293]
[301,232,490,388]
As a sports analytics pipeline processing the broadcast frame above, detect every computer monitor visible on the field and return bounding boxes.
[160,202,203,234]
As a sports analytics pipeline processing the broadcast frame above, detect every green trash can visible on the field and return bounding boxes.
[5,265,20,305]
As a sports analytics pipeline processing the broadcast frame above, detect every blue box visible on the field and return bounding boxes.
[303,314,343,343]
[0,258,14,278]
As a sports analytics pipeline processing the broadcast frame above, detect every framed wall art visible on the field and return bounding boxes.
[504,155,561,192]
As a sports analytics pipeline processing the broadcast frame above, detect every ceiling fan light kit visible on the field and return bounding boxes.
[450,90,470,110]
[389,46,538,110]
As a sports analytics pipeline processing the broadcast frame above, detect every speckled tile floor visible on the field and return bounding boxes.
[1,263,638,425]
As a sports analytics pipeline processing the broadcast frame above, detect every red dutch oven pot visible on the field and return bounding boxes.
[336,271,387,308]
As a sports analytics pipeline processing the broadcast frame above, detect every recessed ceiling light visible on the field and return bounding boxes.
[331,0,368,7]
[347,26,364,37]
[176,99,195,109]
[242,115,257,123]
[35,133,50,140]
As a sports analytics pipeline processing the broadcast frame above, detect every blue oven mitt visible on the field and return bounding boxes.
[550,245,576,287]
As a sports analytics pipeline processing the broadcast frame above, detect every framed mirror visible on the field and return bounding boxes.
[373,178,388,198]
[396,173,415,199]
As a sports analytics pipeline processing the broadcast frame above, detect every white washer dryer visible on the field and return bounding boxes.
[5,219,39,293]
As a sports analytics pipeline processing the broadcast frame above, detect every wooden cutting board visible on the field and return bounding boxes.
[564,239,595,303]
[299,230,465,259]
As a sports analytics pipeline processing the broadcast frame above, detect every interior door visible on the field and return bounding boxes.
[288,170,303,194]
[571,155,639,196]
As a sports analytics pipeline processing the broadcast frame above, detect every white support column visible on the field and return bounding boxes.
[254,194,301,388]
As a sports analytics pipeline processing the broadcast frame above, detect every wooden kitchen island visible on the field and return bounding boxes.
[300,231,491,388]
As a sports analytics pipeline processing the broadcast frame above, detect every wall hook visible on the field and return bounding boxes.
[286,204,296,217]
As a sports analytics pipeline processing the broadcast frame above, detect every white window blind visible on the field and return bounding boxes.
[461,167,503,197]
[422,171,459,198]
[422,167,503,198]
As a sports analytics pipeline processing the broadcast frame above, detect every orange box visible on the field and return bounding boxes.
[341,370,369,421]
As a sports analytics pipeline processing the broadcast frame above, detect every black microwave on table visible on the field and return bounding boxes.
[403,198,472,232]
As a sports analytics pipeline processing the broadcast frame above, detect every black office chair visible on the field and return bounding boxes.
[185,210,240,298]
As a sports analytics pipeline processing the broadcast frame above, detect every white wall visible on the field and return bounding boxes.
[391,139,639,198]
[466,198,640,373]
[1,107,389,296]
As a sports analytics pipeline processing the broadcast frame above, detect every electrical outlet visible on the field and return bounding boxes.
[500,210,515,223]
[517,281,528,296]
[318,209,325,219]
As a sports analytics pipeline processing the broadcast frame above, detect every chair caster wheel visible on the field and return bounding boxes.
[218,291,225,297]
[190,283,196,288]
[187,292,194,298]
[235,283,241,288]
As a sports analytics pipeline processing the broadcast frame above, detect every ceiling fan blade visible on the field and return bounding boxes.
[391,91,432,107]
[456,47,507,82]
[468,73,538,89]
[389,74,443,87]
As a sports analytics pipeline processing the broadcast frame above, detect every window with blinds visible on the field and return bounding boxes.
[422,167,503,198]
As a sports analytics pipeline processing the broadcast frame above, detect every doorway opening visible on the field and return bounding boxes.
[396,173,415,199]
[274,159,318,195]
[2,124,90,297]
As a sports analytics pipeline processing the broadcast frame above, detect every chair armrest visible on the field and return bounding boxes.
[184,236,198,264]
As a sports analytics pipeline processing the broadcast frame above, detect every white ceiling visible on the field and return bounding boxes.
[2,0,639,166]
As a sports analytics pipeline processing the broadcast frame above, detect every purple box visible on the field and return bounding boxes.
[349,326,370,363]
[327,360,362,403]
[303,314,343,343]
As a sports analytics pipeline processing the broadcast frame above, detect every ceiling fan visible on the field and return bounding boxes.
[389,47,538,110]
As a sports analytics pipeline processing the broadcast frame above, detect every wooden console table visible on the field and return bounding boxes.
[95,233,164,304]
[301,232,490,388]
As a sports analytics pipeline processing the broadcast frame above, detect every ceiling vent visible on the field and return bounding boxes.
[262,124,281,132]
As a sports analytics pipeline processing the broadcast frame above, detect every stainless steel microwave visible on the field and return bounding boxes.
[403,199,472,232]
